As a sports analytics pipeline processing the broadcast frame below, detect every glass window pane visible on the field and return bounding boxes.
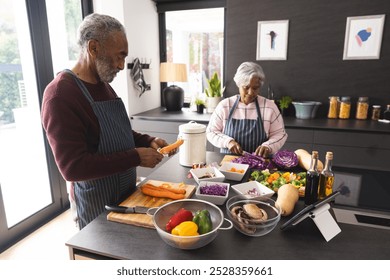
[46,0,82,74]
[165,8,224,104]
[0,0,52,227]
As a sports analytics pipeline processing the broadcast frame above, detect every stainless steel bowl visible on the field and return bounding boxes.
[151,199,232,250]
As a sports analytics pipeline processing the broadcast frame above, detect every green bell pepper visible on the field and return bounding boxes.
[193,209,212,234]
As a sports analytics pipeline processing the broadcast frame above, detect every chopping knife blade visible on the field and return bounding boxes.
[105,205,150,214]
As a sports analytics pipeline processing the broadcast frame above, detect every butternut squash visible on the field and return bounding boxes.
[294,149,323,172]
[275,183,299,216]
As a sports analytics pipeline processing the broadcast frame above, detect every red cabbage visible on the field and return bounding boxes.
[232,152,275,170]
[200,184,227,196]
[272,150,298,169]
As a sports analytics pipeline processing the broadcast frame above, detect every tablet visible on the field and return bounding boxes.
[280,191,340,230]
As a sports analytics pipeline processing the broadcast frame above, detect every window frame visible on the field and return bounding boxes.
[154,0,227,106]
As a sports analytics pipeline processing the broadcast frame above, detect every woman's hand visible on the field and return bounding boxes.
[228,140,243,155]
[255,145,270,158]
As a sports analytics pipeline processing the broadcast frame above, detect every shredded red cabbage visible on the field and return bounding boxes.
[200,184,227,196]
[232,152,275,170]
[272,150,298,169]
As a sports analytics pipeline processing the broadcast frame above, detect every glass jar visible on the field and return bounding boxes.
[384,105,390,120]
[371,105,381,120]
[339,96,351,119]
[327,96,339,119]
[356,97,369,120]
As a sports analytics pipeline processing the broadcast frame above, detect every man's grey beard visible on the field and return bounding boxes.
[95,55,117,83]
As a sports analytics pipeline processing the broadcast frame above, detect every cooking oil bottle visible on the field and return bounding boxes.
[304,151,320,205]
[318,152,334,200]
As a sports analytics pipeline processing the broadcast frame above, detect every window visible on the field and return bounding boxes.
[164,8,224,104]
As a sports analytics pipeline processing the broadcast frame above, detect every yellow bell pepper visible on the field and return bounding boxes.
[171,221,199,236]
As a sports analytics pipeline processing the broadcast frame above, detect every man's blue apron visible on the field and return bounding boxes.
[221,95,267,154]
[65,70,136,229]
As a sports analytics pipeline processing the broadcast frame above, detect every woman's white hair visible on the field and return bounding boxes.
[77,13,126,55]
[233,62,265,88]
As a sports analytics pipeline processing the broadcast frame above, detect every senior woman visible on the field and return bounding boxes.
[206,62,287,158]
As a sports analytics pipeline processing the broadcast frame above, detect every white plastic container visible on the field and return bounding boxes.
[178,121,206,167]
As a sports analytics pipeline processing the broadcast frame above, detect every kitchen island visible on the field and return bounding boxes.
[66,152,390,260]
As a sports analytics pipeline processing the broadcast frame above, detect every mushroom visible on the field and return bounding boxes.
[243,203,268,223]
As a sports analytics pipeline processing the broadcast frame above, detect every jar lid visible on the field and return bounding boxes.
[372,105,381,108]
[179,121,206,133]
[358,97,368,102]
[341,96,350,102]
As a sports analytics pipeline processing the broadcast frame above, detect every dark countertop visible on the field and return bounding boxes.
[66,152,390,260]
[131,107,390,134]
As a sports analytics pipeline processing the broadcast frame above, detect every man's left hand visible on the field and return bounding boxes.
[151,137,178,156]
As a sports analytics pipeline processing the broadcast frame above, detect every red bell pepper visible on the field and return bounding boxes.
[166,208,193,232]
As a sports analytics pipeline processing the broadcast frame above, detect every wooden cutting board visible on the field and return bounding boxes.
[220,155,239,165]
[107,180,196,228]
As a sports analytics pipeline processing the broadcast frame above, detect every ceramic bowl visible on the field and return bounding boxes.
[231,181,275,198]
[292,101,322,119]
[219,162,249,181]
[190,166,225,184]
[195,181,230,205]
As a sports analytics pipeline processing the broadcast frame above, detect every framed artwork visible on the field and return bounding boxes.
[343,14,385,60]
[256,20,289,60]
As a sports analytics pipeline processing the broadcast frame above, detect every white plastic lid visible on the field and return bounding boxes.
[179,121,206,133]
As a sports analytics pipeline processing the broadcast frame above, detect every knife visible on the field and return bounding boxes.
[105,205,151,214]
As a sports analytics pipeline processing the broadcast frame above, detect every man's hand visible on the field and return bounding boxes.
[151,137,179,157]
[227,140,243,155]
[136,147,164,168]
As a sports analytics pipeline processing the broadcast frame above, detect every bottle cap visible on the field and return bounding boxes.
[326,152,333,160]
[341,96,350,102]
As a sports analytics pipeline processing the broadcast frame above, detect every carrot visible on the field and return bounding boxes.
[158,138,184,155]
[142,183,186,195]
[141,185,185,200]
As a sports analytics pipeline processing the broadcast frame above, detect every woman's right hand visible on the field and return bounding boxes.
[227,140,243,155]
[136,147,164,168]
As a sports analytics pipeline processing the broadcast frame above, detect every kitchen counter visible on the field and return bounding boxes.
[66,152,390,260]
[131,107,390,134]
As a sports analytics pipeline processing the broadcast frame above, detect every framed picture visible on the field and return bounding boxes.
[256,20,289,60]
[343,14,386,60]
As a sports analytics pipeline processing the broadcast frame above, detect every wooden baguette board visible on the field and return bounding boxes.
[107,180,196,228]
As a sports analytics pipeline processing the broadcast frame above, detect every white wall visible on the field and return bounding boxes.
[93,0,161,116]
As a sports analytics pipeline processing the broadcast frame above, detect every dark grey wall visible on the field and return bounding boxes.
[225,0,390,117]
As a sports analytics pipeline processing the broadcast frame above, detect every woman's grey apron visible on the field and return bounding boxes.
[65,70,136,229]
[221,95,267,154]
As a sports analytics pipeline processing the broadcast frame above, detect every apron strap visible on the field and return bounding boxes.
[63,69,95,104]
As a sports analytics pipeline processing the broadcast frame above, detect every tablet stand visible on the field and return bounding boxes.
[293,203,341,242]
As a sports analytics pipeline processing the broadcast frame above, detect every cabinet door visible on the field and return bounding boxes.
[283,128,313,151]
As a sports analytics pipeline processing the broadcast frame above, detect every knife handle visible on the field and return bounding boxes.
[105,205,133,213]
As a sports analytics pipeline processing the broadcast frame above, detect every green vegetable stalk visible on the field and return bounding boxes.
[193,209,212,234]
